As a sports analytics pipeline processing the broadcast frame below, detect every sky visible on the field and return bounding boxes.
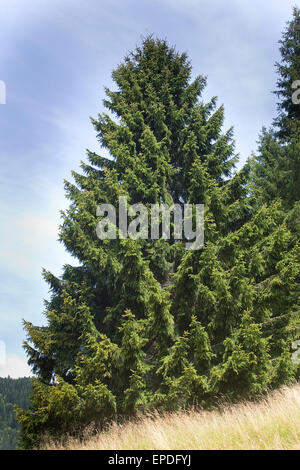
[0,0,299,378]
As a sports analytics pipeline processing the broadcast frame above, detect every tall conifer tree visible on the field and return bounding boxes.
[252,7,300,208]
[18,34,300,448]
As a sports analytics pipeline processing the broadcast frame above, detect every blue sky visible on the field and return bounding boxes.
[0,0,299,377]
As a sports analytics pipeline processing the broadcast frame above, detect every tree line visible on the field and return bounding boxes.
[0,377,32,450]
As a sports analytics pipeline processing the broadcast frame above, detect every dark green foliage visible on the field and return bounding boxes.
[0,377,32,450]
[210,311,271,398]
[251,8,300,209]
[18,26,300,448]
[275,7,300,139]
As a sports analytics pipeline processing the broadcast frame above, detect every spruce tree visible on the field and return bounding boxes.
[248,6,300,386]
[275,7,300,139]
[18,35,300,448]
[252,7,300,208]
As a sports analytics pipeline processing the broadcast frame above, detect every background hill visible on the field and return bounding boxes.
[0,377,32,449]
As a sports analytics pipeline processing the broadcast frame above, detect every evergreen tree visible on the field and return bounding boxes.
[247,6,300,387]
[252,7,300,208]
[18,34,300,448]
[275,7,300,139]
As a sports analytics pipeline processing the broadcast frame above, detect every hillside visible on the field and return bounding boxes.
[0,377,32,450]
[42,383,300,450]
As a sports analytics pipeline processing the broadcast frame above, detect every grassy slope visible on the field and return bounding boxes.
[43,383,300,450]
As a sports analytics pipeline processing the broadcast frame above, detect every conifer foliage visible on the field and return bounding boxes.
[252,7,300,208]
[0,377,32,450]
[18,22,300,448]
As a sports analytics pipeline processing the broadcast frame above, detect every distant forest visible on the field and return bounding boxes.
[0,377,32,450]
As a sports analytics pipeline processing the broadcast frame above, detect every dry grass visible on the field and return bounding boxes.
[43,383,300,450]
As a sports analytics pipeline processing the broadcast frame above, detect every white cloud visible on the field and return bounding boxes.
[0,210,61,274]
[17,213,58,248]
[0,353,32,378]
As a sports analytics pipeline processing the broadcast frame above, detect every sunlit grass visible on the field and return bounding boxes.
[43,383,300,450]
